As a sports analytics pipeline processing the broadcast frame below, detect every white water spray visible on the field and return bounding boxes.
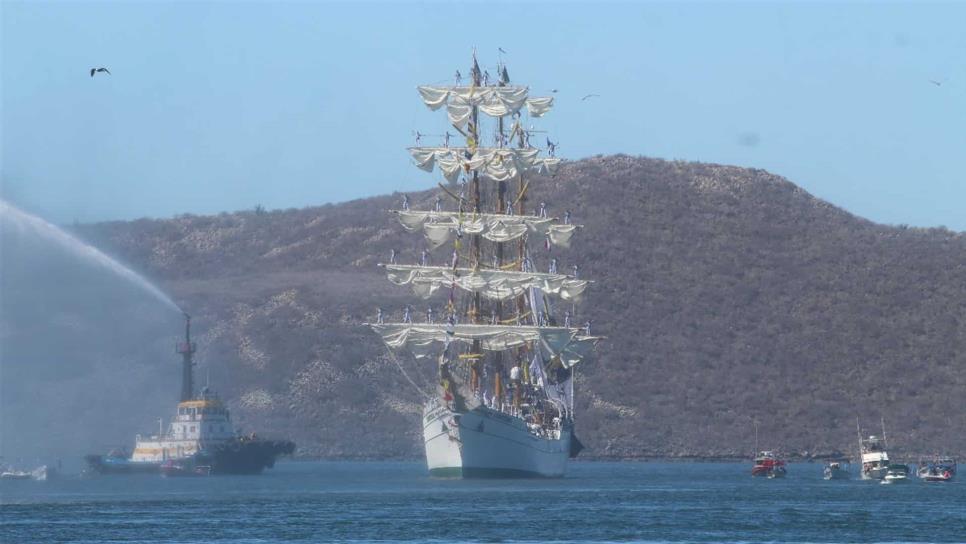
[0,200,182,313]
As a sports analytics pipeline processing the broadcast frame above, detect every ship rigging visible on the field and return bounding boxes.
[370,53,600,478]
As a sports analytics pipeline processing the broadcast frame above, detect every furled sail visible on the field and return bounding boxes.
[371,323,598,366]
[417,86,554,127]
[392,210,580,249]
[408,147,560,182]
[383,264,589,302]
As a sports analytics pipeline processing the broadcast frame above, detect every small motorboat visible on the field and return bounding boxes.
[880,464,910,484]
[752,451,787,478]
[0,470,32,480]
[918,457,956,482]
[823,460,851,480]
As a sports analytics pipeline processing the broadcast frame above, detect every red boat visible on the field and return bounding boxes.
[752,451,787,478]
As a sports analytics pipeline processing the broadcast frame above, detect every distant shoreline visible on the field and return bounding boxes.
[287,452,959,463]
[285,456,792,464]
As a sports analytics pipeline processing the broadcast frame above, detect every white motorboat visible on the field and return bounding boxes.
[880,464,910,484]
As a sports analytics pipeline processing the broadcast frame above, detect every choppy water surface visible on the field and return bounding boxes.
[1,461,963,543]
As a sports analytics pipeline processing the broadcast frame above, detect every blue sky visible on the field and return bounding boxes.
[2,1,964,230]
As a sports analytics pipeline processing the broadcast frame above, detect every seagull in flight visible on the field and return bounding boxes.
[928,79,942,87]
[90,67,111,77]
[581,93,600,101]
[498,47,507,54]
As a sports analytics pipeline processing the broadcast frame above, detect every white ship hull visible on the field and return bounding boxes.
[422,399,570,478]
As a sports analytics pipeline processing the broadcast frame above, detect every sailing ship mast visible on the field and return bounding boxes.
[372,52,597,424]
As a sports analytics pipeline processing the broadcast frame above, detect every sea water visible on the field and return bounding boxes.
[1,461,963,543]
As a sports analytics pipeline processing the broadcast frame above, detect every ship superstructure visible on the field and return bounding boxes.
[370,54,600,478]
[857,418,891,480]
[130,315,236,463]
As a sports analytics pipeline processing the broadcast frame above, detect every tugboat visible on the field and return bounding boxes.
[918,456,956,482]
[857,418,891,481]
[85,314,295,475]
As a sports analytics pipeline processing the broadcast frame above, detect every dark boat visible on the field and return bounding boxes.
[85,314,295,475]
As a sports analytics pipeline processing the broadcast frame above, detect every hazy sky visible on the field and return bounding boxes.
[2,2,964,230]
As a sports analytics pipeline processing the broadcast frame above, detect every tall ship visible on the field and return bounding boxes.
[370,53,600,478]
[856,418,890,480]
[86,314,295,475]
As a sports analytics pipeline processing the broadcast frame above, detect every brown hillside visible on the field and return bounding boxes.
[76,155,966,459]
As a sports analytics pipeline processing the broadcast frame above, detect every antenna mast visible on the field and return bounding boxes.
[754,420,759,455]
[176,313,197,401]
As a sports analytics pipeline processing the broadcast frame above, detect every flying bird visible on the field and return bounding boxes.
[498,47,507,54]
[90,67,111,77]
[550,89,559,93]
[928,79,942,86]
[581,94,600,101]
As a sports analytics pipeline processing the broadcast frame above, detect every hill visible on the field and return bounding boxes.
[73,155,966,460]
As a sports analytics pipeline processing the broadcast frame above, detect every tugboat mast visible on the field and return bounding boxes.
[177,313,197,402]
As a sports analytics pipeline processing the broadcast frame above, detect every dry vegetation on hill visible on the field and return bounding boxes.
[77,155,966,459]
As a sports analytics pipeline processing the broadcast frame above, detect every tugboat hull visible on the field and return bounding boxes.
[86,438,295,476]
[84,455,162,474]
[205,439,296,475]
[161,459,211,477]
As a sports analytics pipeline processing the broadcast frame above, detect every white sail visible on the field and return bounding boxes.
[525,96,554,118]
[417,86,553,127]
[408,147,559,182]
[392,210,580,249]
[546,223,578,247]
[384,264,589,302]
[370,322,599,366]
